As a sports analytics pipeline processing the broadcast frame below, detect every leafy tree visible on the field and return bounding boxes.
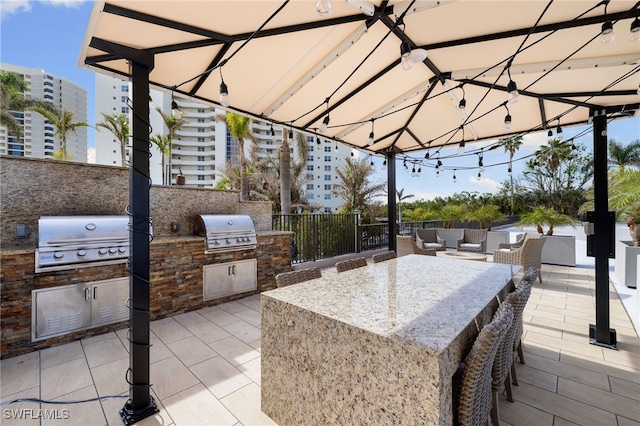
[467,204,505,230]
[608,139,640,169]
[500,136,523,215]
[396,188,414,223]
[149,134,171,184]
[155,107,186,184]
[437,204,466,229]
[1,70,58,140]
[332,156,386,223]
[580,167,640,222]
[27,107,88,161]
[96,113,129,166]
[522,139,592,215]
[215,112,257,201]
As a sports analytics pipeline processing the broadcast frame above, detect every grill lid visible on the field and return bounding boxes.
[36,215,130,273]
[195,214,257,253]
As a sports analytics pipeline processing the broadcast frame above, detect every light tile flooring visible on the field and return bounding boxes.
[1,262,639,425]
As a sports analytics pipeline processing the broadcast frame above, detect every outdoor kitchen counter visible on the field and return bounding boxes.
[261,255,519,425]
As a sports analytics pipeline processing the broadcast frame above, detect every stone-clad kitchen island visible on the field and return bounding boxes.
[261,255,519,425]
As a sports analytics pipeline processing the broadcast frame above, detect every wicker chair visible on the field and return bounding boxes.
[335,257,367,273]
[490,278,532,426]
[372,250,397,263]
[492,236,546,283]
[396,236,437,257]
[415,229,446,251]
[275,267,322,288]
[512,269,536,373]
[456,229,488,253]
[456,301,514,426]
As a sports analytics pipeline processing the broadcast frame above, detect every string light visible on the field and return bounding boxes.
[630,14,640,42]
[477,171,482,181]
[316,0,332,16]
[381,159,387,171]
[453,169,457,183]
[219,68,230,107]
[457,86,467,119]
[556,121,563,141]
[458,140,465,155]
[368,119,375,146]
[171,97,181,119]
[600,1,615,44]
[503,104,512,131]
[507,67,520,104]
[547,129,554,142]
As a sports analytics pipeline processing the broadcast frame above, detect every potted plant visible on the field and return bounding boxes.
[517,207,576,266]
[468,204,508,253]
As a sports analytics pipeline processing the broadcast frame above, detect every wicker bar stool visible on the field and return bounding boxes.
[335,257,367,273]
[372,251,397,263]
[275,267,322,288]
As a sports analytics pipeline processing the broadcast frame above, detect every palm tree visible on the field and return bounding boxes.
[608,139,640,169]
[155,107,185,185]
[1,70,58,140]
[332,156,386,222]
[96,113,129,166]
[27,107,88,161]
[279,129,309,214]
[500,136,523,215]
[215,112,257,201]
[396,188,414,224]
[467,204,505,230]
[149,134,171,184]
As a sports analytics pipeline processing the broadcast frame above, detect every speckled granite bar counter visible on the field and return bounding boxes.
[261,255,519,425]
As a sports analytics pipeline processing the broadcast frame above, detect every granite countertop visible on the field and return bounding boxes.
[263,255,519,352]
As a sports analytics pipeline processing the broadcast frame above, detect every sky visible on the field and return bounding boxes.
[1,0,639,201]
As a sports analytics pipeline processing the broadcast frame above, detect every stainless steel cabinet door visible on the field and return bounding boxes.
[33,284,91,340]
[203,259,257,301]
[91,277,129,326]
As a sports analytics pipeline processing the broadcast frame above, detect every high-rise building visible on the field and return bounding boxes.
[94,75,351,211]
[0,63,88,162]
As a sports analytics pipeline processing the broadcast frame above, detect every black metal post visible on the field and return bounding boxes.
[387,151,397,252]
[589,108,617,349]
[121,63,159,423]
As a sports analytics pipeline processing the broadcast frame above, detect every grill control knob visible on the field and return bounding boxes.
[98,248,108,255]
[214,240,220,246]
[225,239,231,245]
[109,247,118,254]
[118,247,127,254]
[53,252,64,260]
[77,250,86,257]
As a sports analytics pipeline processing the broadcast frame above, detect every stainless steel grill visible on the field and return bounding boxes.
[195,214,257,254]
[35,215,130,273]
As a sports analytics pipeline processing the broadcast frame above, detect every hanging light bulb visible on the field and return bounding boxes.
[270,124,276,141]
[368,119,375,146]
[503,113,512,131]
[437,159,443,167]
[400,41,427,71]
[319,115,330,133]
[453,170,457,183]
[424,150,430,159]
[171,98,181,119]
[547,129,554,142]
[316,0,332,16]
[508,166,512,174]
[479,159,485,173]
[600,21,615,44]
[507,80,520,104]
[436,169,440,178]
[457,97,467,119]
[219,81,230,107]
[477,171,482,181]
[148,94,154,110]
[411,165,416,177]
[288,128,294,139]
[350,150,354,157]
[556,124,563,141]
[417,166,422,177]
[403,159,408,169]
[381,159,387,171]
[370,156,374,167]
[458,140,465,155]
[316,135,321,145]
[630,17,640,42]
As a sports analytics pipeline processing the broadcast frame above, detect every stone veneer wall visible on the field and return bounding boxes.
[0,156,292,359]
[0,155,272,249]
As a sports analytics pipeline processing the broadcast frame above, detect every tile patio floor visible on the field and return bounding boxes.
[1,260,639,425]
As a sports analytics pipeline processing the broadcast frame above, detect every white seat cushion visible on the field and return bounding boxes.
[423,243,443,249]
[460,243,481,249]
[497,248,512,252]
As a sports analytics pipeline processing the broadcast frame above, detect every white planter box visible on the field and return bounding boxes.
[614,240,639,289]
[436,228,463,249]
[517,234,576,266]
[486,231,509,254]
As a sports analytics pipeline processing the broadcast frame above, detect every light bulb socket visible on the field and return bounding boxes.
[425,152,430,159]
[368,131,375,145]
[458,98,466,109]
[507,80,519,103]
[219,82,230,107]
[171,99,179,111]
[630,18,640,41]
[319,115,330,133]
[457,141,466,155]
[400,41,411,57]
[503,114,512,131]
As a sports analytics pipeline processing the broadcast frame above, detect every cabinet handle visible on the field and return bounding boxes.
[232,265,236,275]
[93,287,97,300]
[85,287,91,302]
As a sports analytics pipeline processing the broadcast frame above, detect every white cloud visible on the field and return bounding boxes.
[0,0,31,19]
[468,176,501,193]
[1,0,82,20]
[87,147,96,164]
[413,190,448,201]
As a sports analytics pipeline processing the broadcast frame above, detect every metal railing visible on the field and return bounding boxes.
[273,214,519,264]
